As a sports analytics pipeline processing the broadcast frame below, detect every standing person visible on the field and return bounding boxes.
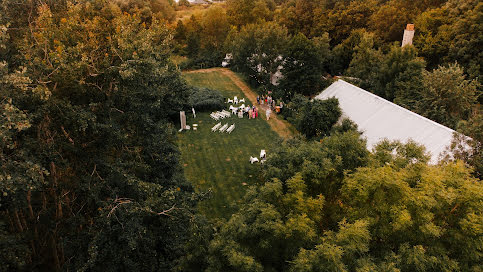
[248,108,253,119]
[265,96,267,104]
[257,95,260,104]
[266,108,271,120]
[255,107,259,118]
[272,99,275,110]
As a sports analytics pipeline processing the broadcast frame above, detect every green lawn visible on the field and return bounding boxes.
[179,71,280,219]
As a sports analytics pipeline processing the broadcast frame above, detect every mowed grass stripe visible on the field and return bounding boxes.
[179,71,280,218]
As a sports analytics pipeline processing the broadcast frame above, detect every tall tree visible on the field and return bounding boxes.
[278,33,330,99]
[196,138,482,271]
[226,0,274,28]
[346,31,384,93]
[226,21,289,87]
[1,2,195,270]
[315,0,377,46]
[295,98,341,139]
[416,63,480,128]
[277,0,324,37]
[381,44,426,102]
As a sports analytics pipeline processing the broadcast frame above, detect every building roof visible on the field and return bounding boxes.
[189,0,209,4]
[315,79,458,164]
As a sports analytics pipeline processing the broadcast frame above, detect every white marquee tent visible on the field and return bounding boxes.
[315,79,460,164]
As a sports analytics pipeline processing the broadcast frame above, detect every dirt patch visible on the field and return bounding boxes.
[184,68,296,138]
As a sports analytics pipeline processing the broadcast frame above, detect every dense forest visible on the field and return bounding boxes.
[0,0,481,271]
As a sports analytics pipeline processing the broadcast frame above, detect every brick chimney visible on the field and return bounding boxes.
[402,24,415,47]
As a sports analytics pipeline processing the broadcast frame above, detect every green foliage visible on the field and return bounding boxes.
[368,0,419,43]
[195,138,482,272]
[448,110,483,179]
[348,38,426,103]
[416,63,480,128]
[380,44,426,102]
[277,0,323,37]
[114,0,176,23]
[0,2,195,270]
[329,29,375,75]
[226,0,275,28]
[226,21,289,87]
[341,161,482,271]
[178,0,191,7]
[371,139,431,169]
[295,98,341,139]
[346,31,384,92]
[176,9,229,69]
[414,0,482,87]
[188,86,224,111]
[315,0,377,46]
[278,33,330,99]
[206,175,325,271]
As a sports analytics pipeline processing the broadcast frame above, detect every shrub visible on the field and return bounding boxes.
[188,87,224,111]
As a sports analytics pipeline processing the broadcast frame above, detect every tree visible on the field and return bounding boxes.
[368,0,420,43]
[346,31,384,93]
[277,0,324,37]
[447,109,483,179]
[315,0,377,46]
[178,0,190,7]
[198,6,230,66]
[226,21,288,87]
[328,29,374,75]
[197,138,482,271]
[226,0,274,28]
[340,161,482,271]
[380,44,426,103]
[414,0,482,87]
[113,0,176,23]
[413,6,452,69]
[185,15,202,59]
[204,133,369,271]
[1,2,195,270]
[277,33,330,99]
[295,98,341,139]
[416,63,480,128]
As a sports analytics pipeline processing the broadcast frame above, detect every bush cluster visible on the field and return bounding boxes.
[188,87,224,111]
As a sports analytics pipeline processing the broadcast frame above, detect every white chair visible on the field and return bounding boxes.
[249,156,259,164]
[219,123,228,132]
[260,150,266,159]
[231,107,238,115]
[193,124,198,131]
[227,124,235,134]
[210,113,220,120]
[238,111,243,118]
[239,98,245,103]
[234,96,238,104]
[211,122,222,132]
[222,110,231,118]
[227,98,234,103]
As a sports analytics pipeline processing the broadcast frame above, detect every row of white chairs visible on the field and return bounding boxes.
[210,110,231,121]
[211,122,236,133]
[227,96,245,104]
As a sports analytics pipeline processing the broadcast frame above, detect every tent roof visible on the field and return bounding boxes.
[315,80,457,164]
